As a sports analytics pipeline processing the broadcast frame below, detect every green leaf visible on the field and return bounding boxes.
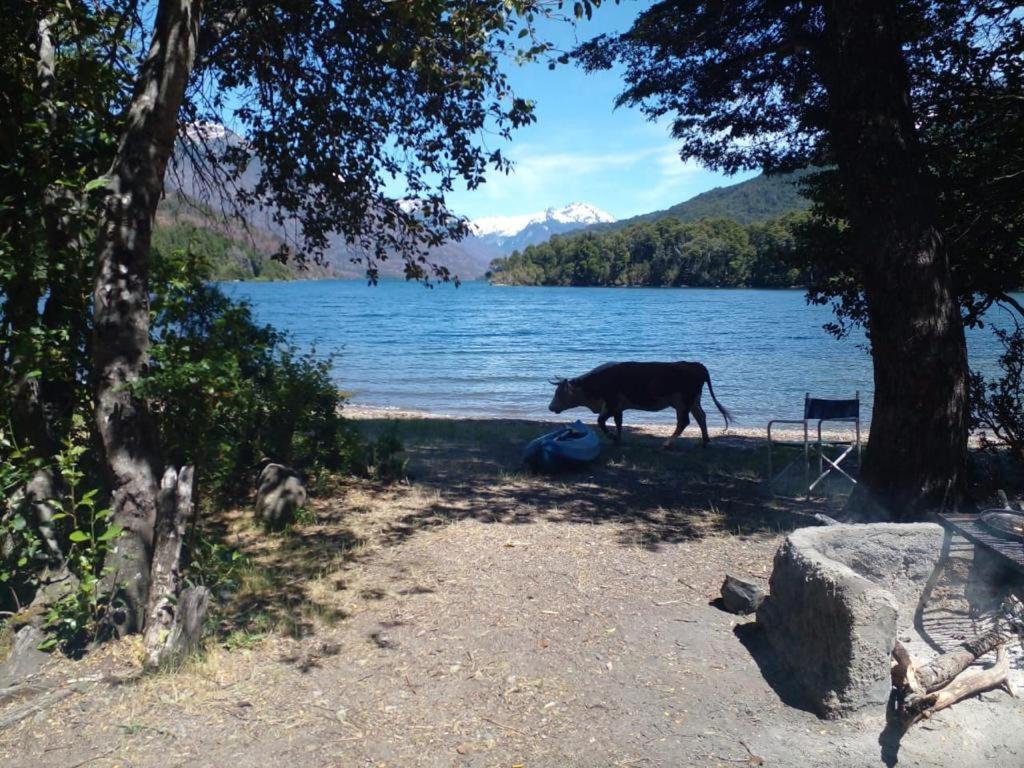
[68,530,90,542]
[97,524,124,541]
[83,176,108,192]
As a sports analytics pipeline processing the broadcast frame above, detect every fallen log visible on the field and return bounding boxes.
[914,622,1017,693]
[903,645,1013,721]
[895,595,1023,694]
[892,594,1023,725]
[890,639,921,696]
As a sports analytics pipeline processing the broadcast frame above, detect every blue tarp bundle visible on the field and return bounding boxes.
[522,420,601,473]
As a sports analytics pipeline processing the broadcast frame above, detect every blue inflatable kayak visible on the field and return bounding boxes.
[522,420,601,472]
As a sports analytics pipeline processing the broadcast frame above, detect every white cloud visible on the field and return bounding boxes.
[656,147,703,178]
[512,145,663,175]
[462,142,701,216]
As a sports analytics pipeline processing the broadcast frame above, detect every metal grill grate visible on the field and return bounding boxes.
[939,514,1024,572]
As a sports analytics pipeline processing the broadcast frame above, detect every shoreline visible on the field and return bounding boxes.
[342,402,871,442]
[344,402,1009,449]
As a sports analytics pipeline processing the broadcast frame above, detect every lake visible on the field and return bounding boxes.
[221,279,1007,428]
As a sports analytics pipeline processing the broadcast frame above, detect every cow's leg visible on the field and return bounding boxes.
[663,407,690,450]
[614,410,623,443]
[691,401,710,446]
[597,403,619,443]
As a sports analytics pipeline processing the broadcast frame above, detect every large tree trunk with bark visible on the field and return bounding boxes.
[93,0,203,634]
[820,1,969,520]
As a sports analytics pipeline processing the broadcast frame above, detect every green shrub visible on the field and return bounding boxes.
[140,247,366,508]
[358,427,407,483]
[2,238,383,645]
[0,426,47,608]
[1,423,120,653]
[970,326,1024,463]
[39,435,123,653]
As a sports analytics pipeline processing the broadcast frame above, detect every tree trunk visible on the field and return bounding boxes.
[93,0,203,634]
[819,1,968,520]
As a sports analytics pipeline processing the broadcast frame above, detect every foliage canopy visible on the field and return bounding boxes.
[577,1,1024,331]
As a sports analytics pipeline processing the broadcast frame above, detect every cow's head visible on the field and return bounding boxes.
[548,377,584,413]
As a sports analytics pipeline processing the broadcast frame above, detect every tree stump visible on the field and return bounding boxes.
[255,462,306,529]
[143,466,206,669]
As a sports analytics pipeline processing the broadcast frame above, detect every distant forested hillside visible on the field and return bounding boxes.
[635,171,810,225]
[605,171,812,232]
[152,221,293,281]
[153,193,336,281]
[487,213,810,288]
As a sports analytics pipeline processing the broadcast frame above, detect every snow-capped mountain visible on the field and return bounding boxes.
[183,121,230,142]
[471,203,616,254]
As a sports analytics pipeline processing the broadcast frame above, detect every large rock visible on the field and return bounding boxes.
[756,523,944,718]
[720,574,766,614]
[255,463,307,529]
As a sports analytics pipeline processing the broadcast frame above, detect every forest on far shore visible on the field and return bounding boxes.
[486,212,810,288]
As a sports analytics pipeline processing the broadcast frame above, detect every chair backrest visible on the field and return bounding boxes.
[804,393,859,421]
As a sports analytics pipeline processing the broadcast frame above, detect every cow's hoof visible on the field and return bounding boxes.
[661,442,673,451]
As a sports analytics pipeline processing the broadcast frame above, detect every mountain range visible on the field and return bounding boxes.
[159,126,808,281]
[471,203,616,254]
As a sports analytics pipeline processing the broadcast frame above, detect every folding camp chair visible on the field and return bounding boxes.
[767,392,861,496]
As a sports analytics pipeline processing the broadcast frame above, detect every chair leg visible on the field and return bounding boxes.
[803,422,809,496]
[808,444,858,492]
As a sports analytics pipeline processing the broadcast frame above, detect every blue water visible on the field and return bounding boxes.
[220,279,1008,427]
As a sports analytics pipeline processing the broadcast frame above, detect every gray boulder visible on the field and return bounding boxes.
[756,523,944,718]
[255,463,307,529]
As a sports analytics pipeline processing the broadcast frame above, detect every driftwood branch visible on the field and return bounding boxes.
[0,686,76,730]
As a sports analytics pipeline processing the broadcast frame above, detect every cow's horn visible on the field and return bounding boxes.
[549,376,563,385]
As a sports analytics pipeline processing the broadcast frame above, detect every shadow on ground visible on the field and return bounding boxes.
[211,415,842,644]
[357,415,838,551]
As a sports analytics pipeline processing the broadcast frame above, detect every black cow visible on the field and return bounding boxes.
[548,361,730,449]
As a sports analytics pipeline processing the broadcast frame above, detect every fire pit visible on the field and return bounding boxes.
[756,523,946,718]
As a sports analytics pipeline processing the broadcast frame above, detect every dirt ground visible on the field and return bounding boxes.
[2,414,1023,768]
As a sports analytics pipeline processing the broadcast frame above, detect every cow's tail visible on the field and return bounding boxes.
[704,367,732,431]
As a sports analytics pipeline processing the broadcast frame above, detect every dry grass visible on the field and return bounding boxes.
[3,414,1021,768]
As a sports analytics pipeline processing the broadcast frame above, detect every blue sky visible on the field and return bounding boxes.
[447,2,757,221]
